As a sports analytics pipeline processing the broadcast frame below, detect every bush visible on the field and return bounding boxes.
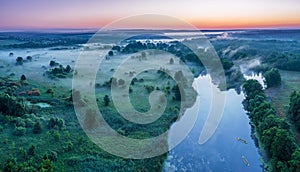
[25,118,34,127]
[28,145,35,156]
[221,58,234,70]
[40,159,54,171]
[44,150,57,161]
[66,141,73,151]
[26,56,32,61]
[49,60,59,67]
[144,85,154,93]
[48,117,65,130]
[20,74,26,81]
[65,65,72,73]
[118,79,125,85]
[13,126,26,136]
[169,58,174,64]
[32,121,42,134]
[0,93,26,116]
[15,117,26,127]
[16,57,23,65]
[104,95,110,106]
[53,131,61,140]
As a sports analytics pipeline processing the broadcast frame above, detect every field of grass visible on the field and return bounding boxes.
[0,45,200,171]
[265,70,300,145]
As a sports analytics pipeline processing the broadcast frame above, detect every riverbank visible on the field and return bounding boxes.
[242,79,299,171]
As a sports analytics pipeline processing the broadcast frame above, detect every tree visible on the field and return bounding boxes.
[174,71,187,84]
[169,58,174,64]
[257,114,289,134]
[26,56,32,61]
[141,52,146,58]
[16,57,23,65]
[261,126,296,162]
[243,79,264,100]
[288,91,300,130]
[49,60,58,67]
[221,58,234,70]
[20,74,26,81]
[288,148,300,171]
[172,85,184,101]
[112,45,121,52]
[264,68,281,88]
[118,79,125,85]
[108,51,114,56]
[270,128,296,161]
[104,95,110,106]
[65,65,71,73]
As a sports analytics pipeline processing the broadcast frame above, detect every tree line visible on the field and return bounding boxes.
[243,79,300,171]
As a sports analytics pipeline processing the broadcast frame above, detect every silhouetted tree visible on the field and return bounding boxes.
[26,56,32,61]
[108,51,114,56]
[169,58,174,64]
[104,95,110,106]
[16,57,23,65]
[20,74,26,81]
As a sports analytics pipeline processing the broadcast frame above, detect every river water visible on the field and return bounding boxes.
[164,75,262,172]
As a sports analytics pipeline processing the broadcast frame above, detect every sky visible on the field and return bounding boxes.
[0,0,300,30]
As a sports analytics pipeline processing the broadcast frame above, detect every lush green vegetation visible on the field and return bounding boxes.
[288,91,300,131]
[1,30,300,171]
[45,61,72,79]
[264,68,282,88]
[0,76,172,171]
[243,79,300,171]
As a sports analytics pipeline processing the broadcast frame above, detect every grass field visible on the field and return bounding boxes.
[265,70,300,145]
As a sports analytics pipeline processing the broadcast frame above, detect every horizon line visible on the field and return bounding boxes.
[1,27,300,33]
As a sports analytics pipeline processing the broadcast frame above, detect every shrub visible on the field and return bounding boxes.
[108,51,114,56]
[49,60,59,67]
[40,159,54,171]
[20,74,26,81]
[53,131,61,141]
[221,58,234,70]
[65,65,72,73]
[104,95,110,106]
[66,141,73,151]
[44,150,57,161]
[28,145,35,156]
[145,85,154,93]
[169,58,174,64]
[16,57,23,65]
[13,126,26,136]
[48,117,65,130]
[32,121,42,134]
[0,93,26,116]
[26,56,32,61]
[25,118,34,127]
[15,117,26,127]
[46,89,54,94]
[118,79,125,85]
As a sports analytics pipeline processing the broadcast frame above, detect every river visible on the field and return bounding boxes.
[164,74,262,172]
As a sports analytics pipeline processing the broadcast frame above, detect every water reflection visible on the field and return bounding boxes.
[164,75,262,172]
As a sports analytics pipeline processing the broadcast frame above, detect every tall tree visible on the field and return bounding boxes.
[264,68,281,88]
